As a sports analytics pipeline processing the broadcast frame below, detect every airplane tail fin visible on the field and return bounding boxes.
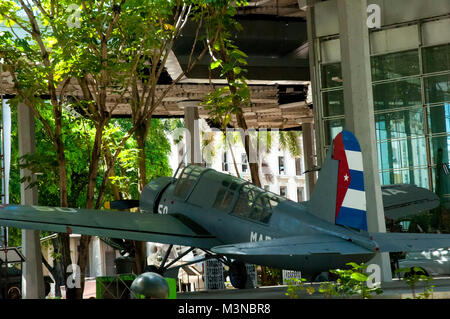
[307,130,367,231]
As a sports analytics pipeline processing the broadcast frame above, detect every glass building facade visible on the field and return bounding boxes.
[315,17,450,203]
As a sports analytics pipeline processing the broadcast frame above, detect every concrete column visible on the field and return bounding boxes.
[92,237,102,277]
[18,102,45,298]
[305,0,323,166]
[337,0,392,282]
[302,122,316,200]
[180,100,202,165]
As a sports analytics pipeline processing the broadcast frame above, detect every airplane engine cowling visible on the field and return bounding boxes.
[139,177,173,213]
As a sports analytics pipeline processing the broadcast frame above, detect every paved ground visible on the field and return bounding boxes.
[178,277,450,299]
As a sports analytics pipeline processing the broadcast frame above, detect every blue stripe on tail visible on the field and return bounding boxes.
[335,206,368,231]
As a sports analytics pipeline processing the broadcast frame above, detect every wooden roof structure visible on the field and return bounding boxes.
[0,0,312,129]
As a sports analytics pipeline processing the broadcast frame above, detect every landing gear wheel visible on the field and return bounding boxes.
[312,272,329,282]
[229,261,247,289]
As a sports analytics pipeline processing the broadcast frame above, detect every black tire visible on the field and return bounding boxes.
[405,267,428,278]
[229,261,247,289]
[312,272,329,282]
[6,286,21,299]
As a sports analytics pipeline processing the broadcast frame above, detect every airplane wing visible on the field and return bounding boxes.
[212,232,450,259]
[0,205,222,249]
[382,184,440,220]
[370,232,450,252]
[211,234,373,258]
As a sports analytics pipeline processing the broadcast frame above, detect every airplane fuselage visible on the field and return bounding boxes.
[143,173,375,275]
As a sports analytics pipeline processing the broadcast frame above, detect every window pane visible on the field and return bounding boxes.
[373,78,422,111]
[377,137,427,170]
[428,103,450,135]
[174,165,204,198]
[371,50,420,81]
[280,186,287,198]
[232,185,254,218]
[321,63,342,88]
[278,156,285,175]
[222,152,228,171]
[231,185,272,223]
[322,89,344,117]
[212,187,235,212]
[297,187,304,203]
[424,73,450,104]
[324,118,345,145]
[375,108,424,141]
[241,153,248,172]
[423,44,450,74]
[295,158,301,176]
[250,194,272,223]
[379,168,429,188]
[429,135,450,166]
[431,165,450,197]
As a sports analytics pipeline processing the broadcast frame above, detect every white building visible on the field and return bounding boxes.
[168,119,307,203]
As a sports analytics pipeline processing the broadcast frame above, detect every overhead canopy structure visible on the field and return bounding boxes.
[0,247,25,264]
[0,0,311,130]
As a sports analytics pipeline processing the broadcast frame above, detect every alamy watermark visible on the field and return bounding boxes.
[66,264,81,289]
[66,4,82,28]
[171,121,278,167]
[366,263,381,288]
[367,4,381,29]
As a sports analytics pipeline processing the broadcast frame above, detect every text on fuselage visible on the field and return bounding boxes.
[250,231,272,242]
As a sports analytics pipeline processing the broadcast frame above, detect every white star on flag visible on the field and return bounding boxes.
[344,174,349,182]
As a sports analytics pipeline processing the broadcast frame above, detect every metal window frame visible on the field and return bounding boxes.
[315,18,450,191]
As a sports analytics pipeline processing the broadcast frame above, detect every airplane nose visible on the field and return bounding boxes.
[139,177,173,213]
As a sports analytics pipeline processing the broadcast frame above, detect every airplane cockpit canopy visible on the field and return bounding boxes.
[174,165,285,224]
[173,164,205,199]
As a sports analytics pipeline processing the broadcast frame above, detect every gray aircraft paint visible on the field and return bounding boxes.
[0,135,445,277]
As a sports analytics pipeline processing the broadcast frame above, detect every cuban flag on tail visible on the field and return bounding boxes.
[333,130,367,231]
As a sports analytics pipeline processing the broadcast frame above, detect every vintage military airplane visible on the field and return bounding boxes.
[0,130,447,288]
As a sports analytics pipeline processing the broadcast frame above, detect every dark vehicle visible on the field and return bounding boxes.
[398,248,450,277]
[0,248,53,299]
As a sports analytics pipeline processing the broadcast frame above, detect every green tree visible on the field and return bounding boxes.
[395,267,435,299]
[0,0,239,297]
[0,0,184,295]
[319,263,383,299]
[0,0,78,293]
[203,0,268,188]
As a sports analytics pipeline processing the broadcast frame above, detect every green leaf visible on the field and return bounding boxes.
[351,272,368,282]
[413,267,425,274]
[210,60,222,70]
[232,48,248,58]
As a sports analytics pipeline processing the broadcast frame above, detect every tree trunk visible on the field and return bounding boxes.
[74,121,105,298]
[135,125,148,194]
[54,115,75,299]
[217,33,261,187]
[226,135,240,178]
[74,234,91,299]
[134,121,151,274]
[42,237,66,298]
[59,233,73,298]
[236,110,261,187]
[86,122,105,209]
[134,241,147,274]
